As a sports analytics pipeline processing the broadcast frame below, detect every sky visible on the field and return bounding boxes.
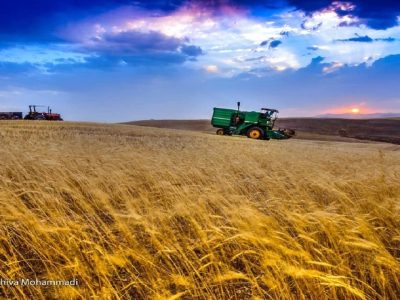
[0,0,399,121]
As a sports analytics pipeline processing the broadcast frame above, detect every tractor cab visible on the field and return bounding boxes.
[24,105,45,120]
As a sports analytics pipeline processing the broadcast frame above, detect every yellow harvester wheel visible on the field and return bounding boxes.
[247,127,263,139]
[216,129,225,135]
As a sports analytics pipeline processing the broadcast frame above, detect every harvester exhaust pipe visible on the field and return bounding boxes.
[237,101,240,111]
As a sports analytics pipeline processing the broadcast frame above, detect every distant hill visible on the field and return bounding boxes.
[315,113,400,119]
[276,118,400,144]
[124,118,400,144]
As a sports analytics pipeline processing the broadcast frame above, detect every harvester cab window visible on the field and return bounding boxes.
[261,109,273,117]
[233,114,243,125]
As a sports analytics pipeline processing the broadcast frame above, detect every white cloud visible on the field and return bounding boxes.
[88,5,398,76]
[323,62,344,73]
[4,4,400,77]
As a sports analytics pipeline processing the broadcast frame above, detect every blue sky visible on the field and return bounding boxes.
[0,0,399,121]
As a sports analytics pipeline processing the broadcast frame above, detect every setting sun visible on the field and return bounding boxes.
[326,103,376,116]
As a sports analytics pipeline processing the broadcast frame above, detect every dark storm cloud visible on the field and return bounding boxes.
[260,39,282,49]
[338,20,361,27]
[269,40,282,48]
[1,0,398,44]
[133,0,187,11]
[338,35,374,42]
[0,30,203,74]
[83,30,203,64]
[336,35,397,43]
[0,1,126,40]
[180,45,204,56]
[377,37,396,42]
[0,0,275,40]
[35,30,203,71]
[0,1,266,43]
[95,30,184,54]
[0,1,188,42]
[301,21,322,31]
[287,0,400,29]
[299,54,400,76]
[202,0,400,29]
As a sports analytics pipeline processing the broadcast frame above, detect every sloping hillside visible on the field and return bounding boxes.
[125,118,400,144]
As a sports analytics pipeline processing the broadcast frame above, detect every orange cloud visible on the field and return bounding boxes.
[204,65,219,73]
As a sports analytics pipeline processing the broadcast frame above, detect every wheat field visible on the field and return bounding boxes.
[0,121,399,299]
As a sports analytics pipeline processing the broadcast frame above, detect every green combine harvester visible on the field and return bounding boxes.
[211,102,295,140]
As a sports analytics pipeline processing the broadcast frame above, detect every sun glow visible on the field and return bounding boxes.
[326,103,377,115]
[204,65,219,73]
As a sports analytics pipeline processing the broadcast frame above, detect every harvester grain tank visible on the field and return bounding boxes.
[211,102,295,140]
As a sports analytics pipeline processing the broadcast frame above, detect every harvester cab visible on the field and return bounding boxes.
[261,108,279,129]
[211,103,295,140]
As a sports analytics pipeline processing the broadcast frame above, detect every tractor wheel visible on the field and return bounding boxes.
[247,127,264,140]
[216,129,225,135]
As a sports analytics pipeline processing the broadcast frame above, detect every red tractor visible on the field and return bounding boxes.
[24,105,63,121]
